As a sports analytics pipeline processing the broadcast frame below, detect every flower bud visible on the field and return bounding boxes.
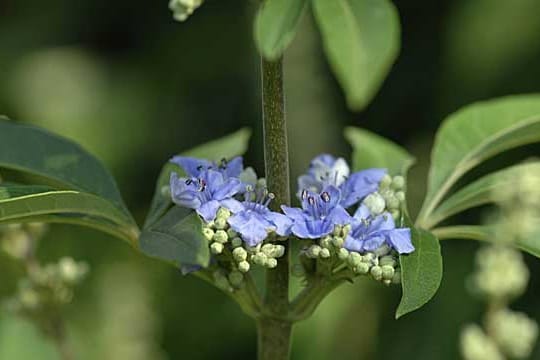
[395,191,406,202]
[342,224,352,238]
[266,258,278,268]
[320,236,332,249]
[214,218,228,230]
[374,244,391,257]
[461,324,504,360]
[354,263,370,275]
[338,248,349,261]
[391,176,405,190]
[333,225,342,236]
[231,237,243,248]
[319,248,331,259]
[261,244,275,257]
[362,252,375,263]
[213,271,232,292]
[227,228,238,238]
[348,252,363,267]
[379,255,397,267]
[386,195,400,210]
[381,265,395,281]
[331,236,344,248]
[307,245,322,258]
[391,210,401,221]
[272,245,285,258]
[252,253,268,266]
[212,230,228,244]
[491,309,538,359]
[238,261,250,273]
[370,265,383,281]
[363,193,386,215]
[202,228,214,241]
[380,175,392,189]
[232,247,247,262]
[210,242,224,254]
[216,207,231,220]
[228,271,244,288]
[392,270,402,284]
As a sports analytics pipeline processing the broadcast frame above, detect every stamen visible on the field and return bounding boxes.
[198,179,207,192]
[321,192,331,203]
[219,158,228,169]
[185,179,193,185]
[264,193,275,207]
[197,165,204,171]
[301,189,308,200]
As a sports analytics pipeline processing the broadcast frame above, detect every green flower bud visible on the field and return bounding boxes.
[460,324,504,360]
[232,247,247,262]
[370,266,383,281]
[391,270,401,284]
[210,242,224,254]
[386,195,400,210]
[320,236,332,249]
[333,225,342,236]
[202,228,215,241]
[379,255,397,267]
[362,252,375,263]
[331,236,344,248]
[58,257,88,285]
[391,176,405,190]
[266,258,278,268]
[214,218,228,230]
[261,244,275,257]
[227,228,237,238]
[216,207,231,220]
[348,252,363,267]
[252,253,268,266]
[206,220,215,229]
[354,262,370,275]
[231,237,243,248]
[212,230,228,244]
[342,224,352,238]
[380,175,392,189]
[238,261,250,273]
[319,248,331,259]
[491,309,538,359]
[228,271,244,288]
[213,271,232,292]
[391,210,401,221]
[381,265,395,281]
[395,191,406,202]
[338,248,349,261]
[272,245,285,258]
[307,245,322,259]
[374,244,391,257]
[363,193,386,215]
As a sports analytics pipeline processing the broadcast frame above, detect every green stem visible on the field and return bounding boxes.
[260,57,292,359]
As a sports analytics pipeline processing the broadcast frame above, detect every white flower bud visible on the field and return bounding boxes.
[233,247,247,262]
[307,245,322,259]
[386,194,400,210]
[392,270,402,284]
[319,248,331,259]
[266,258,278,268]
[252,253,268,266]
[214,218,228,230]
[331,236,344,248]
[320,236,332,249]
[238,261,250,273]
[354,263,370,275]
[348,252,362,267]
[380,175,392,189]
[212,230,228,244]
[333,225,342,236]
[210,242,224,254]
[202,228,214,241]
[363,193,386,215]
[370,266,383,281]
[216,207,231,220]
[338,248,349,261]
[491,309,538,359]
[460,324,504,360]
[379,255,397,267]
[342,224,352,238]
[261,244,275,257]
[272,245,285,258]
[381,265,395,281]
[391,176,405,190]
[395,191,406,202]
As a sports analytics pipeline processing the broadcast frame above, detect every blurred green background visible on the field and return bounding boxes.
[1,0,540,358]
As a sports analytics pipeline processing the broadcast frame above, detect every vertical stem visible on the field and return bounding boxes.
[260,57,292,359]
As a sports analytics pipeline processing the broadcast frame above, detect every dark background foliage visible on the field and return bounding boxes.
[0,0,539,358]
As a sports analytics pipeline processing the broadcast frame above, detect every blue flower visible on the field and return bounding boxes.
[170,156,244,179]
[170,169,243,222]
[298,154,386,208]
[227,187,292,247]
[282,185,352,239]
[343,205,414,254]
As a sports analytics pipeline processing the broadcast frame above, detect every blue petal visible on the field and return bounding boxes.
[281,206,306,222]
[197,200,221,222]
[213,177,242,200]
[228,211,271,246]
[170,173,202,209]
[344,235,364,252]
[353,204,372,220]
[292,219,333,239]
[224,156,244,178]
[369,213,395,233]
[220,198,244,213]
[340,168,387,208]
[297,174,323,198]
[385,228,414,254]
[265,211,293,236]
[170,156,213,177]
[326,206,352,225]
[321,185,341,209]
[362,235,385,251]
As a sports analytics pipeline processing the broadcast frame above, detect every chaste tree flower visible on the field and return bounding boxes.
[170,169,243,222]
[228,186,292,247]
[171,156,244,179]
[282,185,351,239]
[343,205,414,254]
[298,154,387,207]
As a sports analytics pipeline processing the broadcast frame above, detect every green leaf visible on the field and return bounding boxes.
[0,184,138,245]
[254,0,307,60]
[344,126,415,175]
[140,206,209,268]
[427,162,540,228]
[145,128,251,228]
[433,225,540,259]
[312,0,400,111]
[418,95,540,227]
[0,119,131,216]
[397,222,442,318]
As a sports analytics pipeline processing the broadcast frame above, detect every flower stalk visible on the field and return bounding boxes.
[259,57,292,359]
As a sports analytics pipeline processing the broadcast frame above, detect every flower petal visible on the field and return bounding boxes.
[170,173,202,209]
[362,235,385,251]
[281,206,306,222]
[197,200,221,222]
[385,228,414,254]
[220,198,244,213]
[353,204,371,220]
[327,205,352,225]
[213,177,242,200]
[228,212,270,247]
[292,219,333,239]
[370,212,395,232]
[224,156,244,178]
[170,156,213,177]
[265,211,293,236]
[344,235,364,252]
[340,168,387,208]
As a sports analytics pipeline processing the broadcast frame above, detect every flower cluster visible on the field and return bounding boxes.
[285,154,414,285]
[170,156,290,290]
[169,0,203,22]
[169,154,414,288]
